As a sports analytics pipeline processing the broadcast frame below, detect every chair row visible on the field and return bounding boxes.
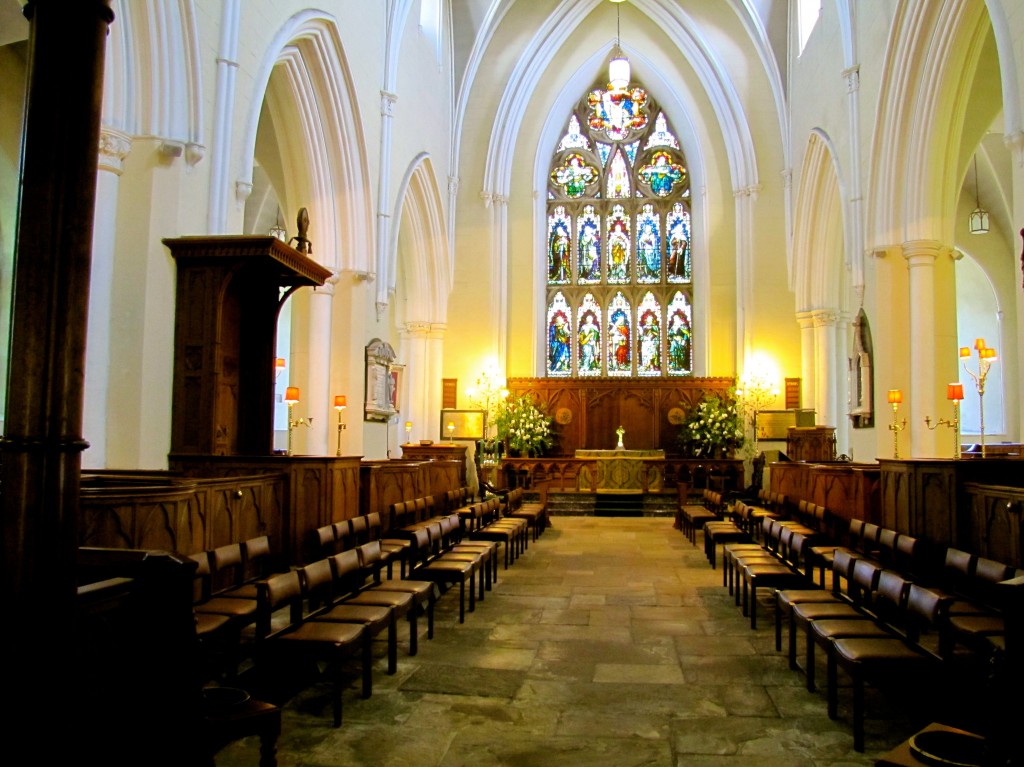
[255,541,437,727]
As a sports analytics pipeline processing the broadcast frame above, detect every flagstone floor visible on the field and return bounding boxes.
[214,515,957,767]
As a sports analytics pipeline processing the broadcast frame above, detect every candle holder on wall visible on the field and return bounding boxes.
[924,383,963,459]
[887,389,907,459]
[285,387,313,457]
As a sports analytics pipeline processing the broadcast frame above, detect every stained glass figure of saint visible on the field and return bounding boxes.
[607,292,632,375]
[636,205,661,283]
[667,203,691,283]
[588,86,648,141]
[547,208,571,284]
[577,310,601,375]
[607,209,630,284]
[638,150,685,197]
[606,150,631,199]
[577,208,601,283]
[550,153,597,198]
[666,292,692,374]
[546,292,572,376]
[637,310,662,375]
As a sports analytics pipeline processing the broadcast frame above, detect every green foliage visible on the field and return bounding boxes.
[495,394,554,456]
[677,390,744,457]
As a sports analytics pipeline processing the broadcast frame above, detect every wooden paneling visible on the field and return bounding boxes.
[879,458,1024,552]
[786,426,836,462]
[506,377,735,455]
[965,483,1024,568]
[79,471,286,560]
[360,460,427,528]
[169,454,360,565]
[769,461,880,524]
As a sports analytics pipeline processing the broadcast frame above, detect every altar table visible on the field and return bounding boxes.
[575,449,666,492]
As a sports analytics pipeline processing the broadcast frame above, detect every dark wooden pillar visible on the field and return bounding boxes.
[0,0,113,748]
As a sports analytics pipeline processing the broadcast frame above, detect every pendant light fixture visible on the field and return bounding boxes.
[968,154,989,235]
[608,0,630,91]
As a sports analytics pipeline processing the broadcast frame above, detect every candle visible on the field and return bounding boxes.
[947,383,964,401]
[887,389,902,405]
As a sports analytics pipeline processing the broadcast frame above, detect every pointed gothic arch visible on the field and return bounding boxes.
[238,12,373,274]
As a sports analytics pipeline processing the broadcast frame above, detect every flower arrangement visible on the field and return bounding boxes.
[678,391,744,457]
[495,394,554,457]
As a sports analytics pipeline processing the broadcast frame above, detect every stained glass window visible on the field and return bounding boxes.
[546,292,572,377]
[607,292,632,376]
[636,292,662,376]
[577,206,601,284]
[667,292,692,375]
[577,294,602,376]
[547,207,571,285]
[545,77,693,378]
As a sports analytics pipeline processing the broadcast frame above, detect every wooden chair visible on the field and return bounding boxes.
[354,541,438,651]
[407,527,476,623]
[255,571,369,728]
[826,584,950,752]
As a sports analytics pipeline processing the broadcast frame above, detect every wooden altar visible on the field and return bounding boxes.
[575,449,666,492]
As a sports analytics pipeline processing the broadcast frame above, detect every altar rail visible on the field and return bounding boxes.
[498,457,744,494]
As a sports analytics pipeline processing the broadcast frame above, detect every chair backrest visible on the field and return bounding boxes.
[210,542,245,591]
[314,525,336,555]
[873,570,910,617]
[832,548,858,582]
[850,558,883,602]
[333,522,353,551]
[366,512,384,540]
[408,528,432,566]
[942,547,977,594]
[257,571,303,639]
[329,549,364,595]
[349,515,370,545]
[876,528,899,564]
[299,558,335,612]
[861,523,881,548]
[904,584,948,648]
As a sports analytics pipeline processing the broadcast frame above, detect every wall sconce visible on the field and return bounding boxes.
[960,338,997,457]
[925,383,963,459]
[334,395,347,456]
[405,421,413,443]
[887,389,906,459]
[285,387,312,456]
[275,357,286,379]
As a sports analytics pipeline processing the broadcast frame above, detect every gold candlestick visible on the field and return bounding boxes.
[887,389,907,459]
[334,395,347,456]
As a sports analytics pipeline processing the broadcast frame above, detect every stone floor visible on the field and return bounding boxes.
[214,515,959,767]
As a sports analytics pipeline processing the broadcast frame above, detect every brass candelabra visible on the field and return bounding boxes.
[887,389,907,459]
[285,387,313,457]
[960,339,997,458]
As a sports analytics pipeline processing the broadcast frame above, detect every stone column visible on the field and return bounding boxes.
[796,310,816,413]
[82,127,131,469]
[812,309,840,431]
[296,278,336,456]
[903,240,941,457]
[0,0,114,749]
[401,321,431,443]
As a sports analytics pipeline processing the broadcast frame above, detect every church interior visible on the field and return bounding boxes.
[1,1,1023,764]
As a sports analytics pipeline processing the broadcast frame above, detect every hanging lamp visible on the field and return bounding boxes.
[968,154,989,234]
[608,0,630,91]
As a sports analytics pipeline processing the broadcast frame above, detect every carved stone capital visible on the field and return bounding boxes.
[842,65,860,93]
[98,128,132,175]
[448,175,459,197]
[381,91,397,118]
[185,142,205,168]
[811,309,839,327]
[480,191,508,208]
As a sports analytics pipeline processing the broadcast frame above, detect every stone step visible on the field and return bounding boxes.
[528,491,676,518]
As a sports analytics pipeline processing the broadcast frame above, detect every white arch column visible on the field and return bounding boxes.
[811,309,840,431]
[903,239,940,458]
[288,279,335,456]
[734,185,760,369]
[83,128,131,469]
[400,321,431,444]
[796,311,816,412]
[482,191,509,371]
